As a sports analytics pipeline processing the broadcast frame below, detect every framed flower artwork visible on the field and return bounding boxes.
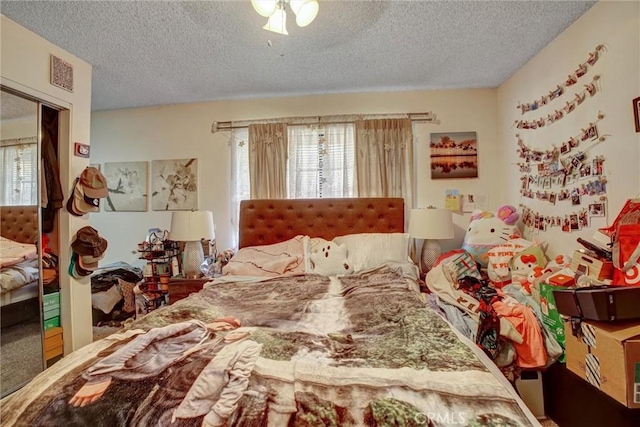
[104,161,148,211]
[151,158,198,211]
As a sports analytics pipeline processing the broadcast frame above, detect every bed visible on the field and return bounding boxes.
[0,198,540,426]
[0,206,40,326]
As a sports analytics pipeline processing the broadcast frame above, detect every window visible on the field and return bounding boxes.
[232,123,355,201]
[230,127,250,249]
[287,123,355,198]
[230,123,355,247]
[0,142,38,206]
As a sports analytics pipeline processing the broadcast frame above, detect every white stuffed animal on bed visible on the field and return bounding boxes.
[462,205,522,267]
[309,241,354,276]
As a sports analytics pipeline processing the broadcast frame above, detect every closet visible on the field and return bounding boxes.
[0,87,63,397]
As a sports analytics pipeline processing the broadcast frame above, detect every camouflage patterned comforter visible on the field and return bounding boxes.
[1,266,537,427]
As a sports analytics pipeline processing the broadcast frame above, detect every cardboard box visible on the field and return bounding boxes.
[548,273,575,287]
[564,320,640,408]
[571,250,614,281]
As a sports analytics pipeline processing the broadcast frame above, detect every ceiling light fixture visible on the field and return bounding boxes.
[252,0,319,35]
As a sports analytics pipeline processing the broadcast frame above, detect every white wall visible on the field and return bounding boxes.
[91,89,501,263]
[1,15,93,352]
[497,0,640,257]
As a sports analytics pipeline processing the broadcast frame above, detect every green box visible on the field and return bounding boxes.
[43,316,60,330]
[43,292,60,310]
[539,282,569,363]
[43,306,60,320]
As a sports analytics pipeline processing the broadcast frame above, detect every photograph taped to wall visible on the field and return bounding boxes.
[429,132,478,179]
[151,158,198,211]
[589,202,605,217]
[104,161,148,211]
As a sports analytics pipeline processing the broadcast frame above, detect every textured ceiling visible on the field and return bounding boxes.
[1,1,596,112]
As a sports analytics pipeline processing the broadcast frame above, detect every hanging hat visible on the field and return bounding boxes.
[69,252,92,278]
[79,167,108,199]
[71,226,108,258]
[73,179,99,213]
[77,251,105,271]
[66,180,84,217]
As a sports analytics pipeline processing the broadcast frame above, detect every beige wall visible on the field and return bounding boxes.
[497,0,640,257]
[1,15,93,352]
[91,88,500,263]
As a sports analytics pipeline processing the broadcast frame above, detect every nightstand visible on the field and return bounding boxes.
[168,277,210,304]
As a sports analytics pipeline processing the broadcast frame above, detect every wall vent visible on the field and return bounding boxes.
[50,55,73,93]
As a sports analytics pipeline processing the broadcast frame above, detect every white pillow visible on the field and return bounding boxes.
[332,233,410,272]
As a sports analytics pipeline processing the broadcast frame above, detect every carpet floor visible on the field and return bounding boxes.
[1,320,43,396]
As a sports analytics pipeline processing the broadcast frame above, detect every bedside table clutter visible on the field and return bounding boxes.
[136,239,180,316]
[112,232,230,318]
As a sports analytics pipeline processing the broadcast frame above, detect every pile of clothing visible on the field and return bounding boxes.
[424,250,563,381]
[90,262,143,324]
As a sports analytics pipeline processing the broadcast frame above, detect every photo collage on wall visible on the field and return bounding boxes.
[514,45,608,234]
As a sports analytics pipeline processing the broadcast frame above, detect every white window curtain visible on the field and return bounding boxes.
[230,128,249,249]
[355,118,414,215]
[0,141,38,206]
[287,123,355,198]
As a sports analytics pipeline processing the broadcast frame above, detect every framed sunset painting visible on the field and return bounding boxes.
[430,132,478,179]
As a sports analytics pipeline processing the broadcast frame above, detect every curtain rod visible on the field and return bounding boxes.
[211,112,438,133]
[0,136,37,147]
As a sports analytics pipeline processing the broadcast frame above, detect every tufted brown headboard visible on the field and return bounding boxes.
[238,198,404,248]
[0,205,39,244]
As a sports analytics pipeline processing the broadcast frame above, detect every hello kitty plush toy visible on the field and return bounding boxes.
[510,243,548,282]
[516,266,544,295]
[462,205,522,267]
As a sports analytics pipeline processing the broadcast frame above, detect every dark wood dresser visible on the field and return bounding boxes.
[168,278,210,304]
[543,362,640,427]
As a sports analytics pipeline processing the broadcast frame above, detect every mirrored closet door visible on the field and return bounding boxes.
[0,88,44,397]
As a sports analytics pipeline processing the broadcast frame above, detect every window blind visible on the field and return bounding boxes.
[0,143,38,206]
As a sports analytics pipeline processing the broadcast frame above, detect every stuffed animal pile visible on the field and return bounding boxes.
[462,205,522,267]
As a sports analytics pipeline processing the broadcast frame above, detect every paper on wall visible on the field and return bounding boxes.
[445,189,461,211]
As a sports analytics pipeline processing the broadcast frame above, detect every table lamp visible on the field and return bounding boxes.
[408,207,454,274]
[170,210,215,278]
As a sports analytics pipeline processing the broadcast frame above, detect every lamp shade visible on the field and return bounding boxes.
[408,208,454,240]
[290,0,319,27]
[251,0,278,17]
[170,211,215,242]
[263,7,289,35]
